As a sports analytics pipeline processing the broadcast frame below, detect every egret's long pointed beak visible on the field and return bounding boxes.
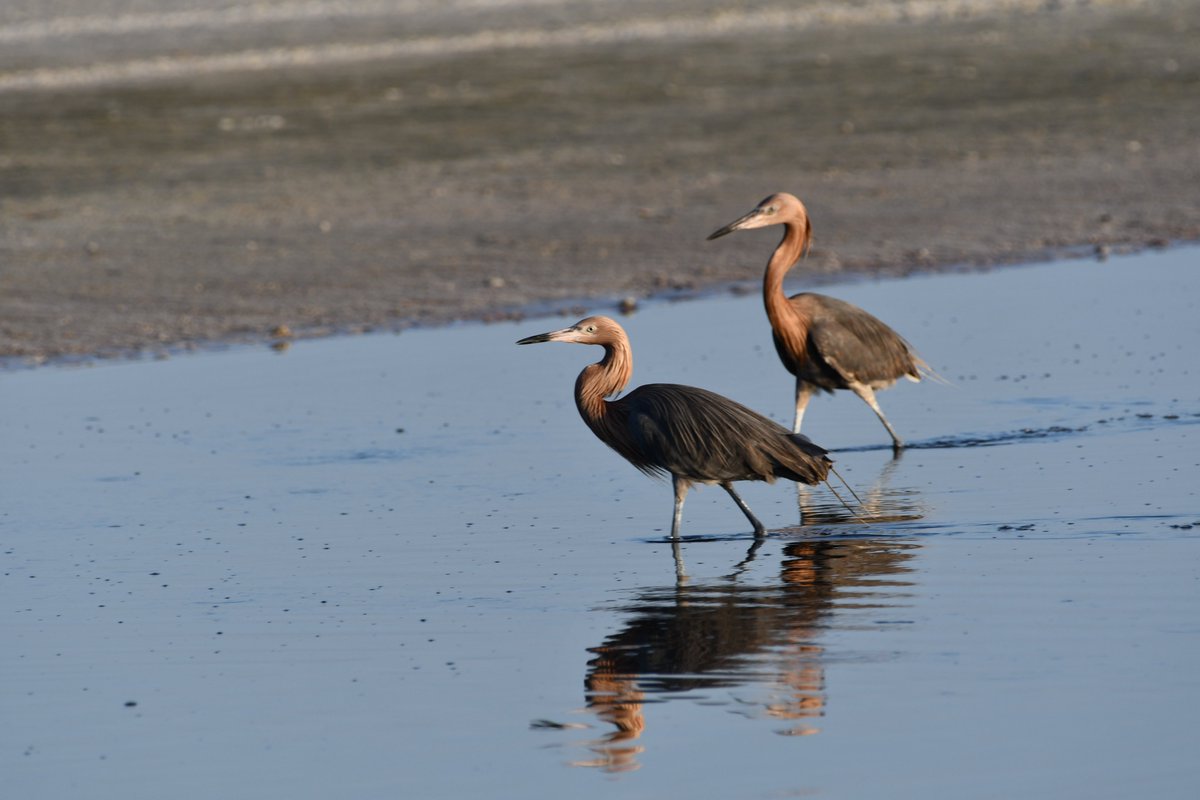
[516,326,573,345]
[706,208,768,240]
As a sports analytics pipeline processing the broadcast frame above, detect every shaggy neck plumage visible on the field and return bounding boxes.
[763,220,811,368]
[574,338,633,427]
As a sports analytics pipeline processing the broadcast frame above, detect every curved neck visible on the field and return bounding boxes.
[763,220,811,357]
[574,338,633,425]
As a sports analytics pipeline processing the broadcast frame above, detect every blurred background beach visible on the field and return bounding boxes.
[2,0,1197,362]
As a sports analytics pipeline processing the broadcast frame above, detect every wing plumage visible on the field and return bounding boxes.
[617,384,830,485]
[792,293,921,389]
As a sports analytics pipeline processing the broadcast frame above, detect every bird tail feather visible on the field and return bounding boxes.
[913,355,952,386]
[824,467,870,525]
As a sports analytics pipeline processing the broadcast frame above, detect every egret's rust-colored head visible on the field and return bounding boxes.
[518,315,635,410]
[707,192,809,240]
[516,315,627,347]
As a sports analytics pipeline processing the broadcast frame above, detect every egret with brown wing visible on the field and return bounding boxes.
[708,192,932,451]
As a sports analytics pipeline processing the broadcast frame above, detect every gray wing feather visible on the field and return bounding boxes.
[623,384,830,484]
[803,294,920,384]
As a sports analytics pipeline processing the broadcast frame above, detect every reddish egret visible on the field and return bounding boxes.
[708,192,931,450]
[517,316,833,539]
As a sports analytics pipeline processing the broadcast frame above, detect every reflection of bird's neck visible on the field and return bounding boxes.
[763,219,812,365]
[574,338,633,426]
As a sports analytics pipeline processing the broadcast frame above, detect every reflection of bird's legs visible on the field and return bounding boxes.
[793,379,816,525]
[721,481,767,537]
[848,381,903,451]
[795,480,813,525]
[792,379,813,434]
[670,475,689,540]
[863,454,902,515]
[671,539,688,583]
[722,535,767,580]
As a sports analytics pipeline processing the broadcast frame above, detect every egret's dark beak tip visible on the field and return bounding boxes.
[516,333,550,345]
[706,227,731,241]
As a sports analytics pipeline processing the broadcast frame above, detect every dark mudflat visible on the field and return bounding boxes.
[1,0,1198,362]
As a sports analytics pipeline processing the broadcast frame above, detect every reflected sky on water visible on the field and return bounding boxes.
[3,247,1199,799]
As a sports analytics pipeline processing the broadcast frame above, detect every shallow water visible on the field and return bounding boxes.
[3,248,1199,798]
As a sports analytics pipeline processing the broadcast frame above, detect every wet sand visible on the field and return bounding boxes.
[2,0,1199,362]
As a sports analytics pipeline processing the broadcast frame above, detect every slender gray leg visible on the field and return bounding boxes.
[670,475,690,540]
[721,481,767,538]
[793,381,813,509]
[793,379,813,435]
[849,382,904,450]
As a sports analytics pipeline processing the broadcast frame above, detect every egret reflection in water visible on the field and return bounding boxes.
[568,536,920,771]
[796,452,928,528]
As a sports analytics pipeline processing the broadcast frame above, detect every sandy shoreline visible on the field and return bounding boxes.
[2,0,1198,364]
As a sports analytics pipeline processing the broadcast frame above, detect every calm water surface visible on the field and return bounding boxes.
[3,248,1199,798]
